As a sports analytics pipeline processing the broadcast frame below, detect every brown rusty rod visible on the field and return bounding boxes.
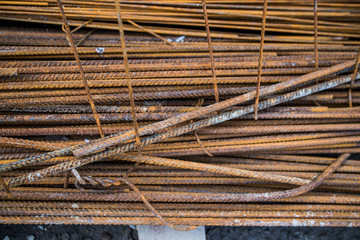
[1,201,358,212]
[2,72,356,187]
[1,2,360,227]
[1,68,356,176]
[2,207,360,219]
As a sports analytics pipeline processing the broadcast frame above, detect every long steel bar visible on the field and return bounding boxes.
[2,72,357,188]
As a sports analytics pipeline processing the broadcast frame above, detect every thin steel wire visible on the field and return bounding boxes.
[127,20,175,46]
[201,0,219,103]
[254,0,268,120]
[71,19,93,33]
[314,0,319,72]
[56,0,105,138]
[115,0,141,153]
[349,46,360,107]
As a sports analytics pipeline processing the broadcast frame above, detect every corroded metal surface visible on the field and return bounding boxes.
[0,0,360,228]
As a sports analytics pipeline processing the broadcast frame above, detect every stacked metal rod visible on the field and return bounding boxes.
[1,0,360,44]
[0,0,360,228]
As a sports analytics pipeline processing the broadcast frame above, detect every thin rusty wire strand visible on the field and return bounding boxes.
[194,132,213,157]
[314,0,319,72]
[254,0,268,121]
[201,0,219,103]
[192,98,213,157]
[72,176,196,230]
[56,0,105,138]
[115,0,141,153]
[122,163,140,180]
[121,178,197,231]
[127,20,175,46]
[75,29,96,47]
[349,46,360,107]
[70,19,93,33]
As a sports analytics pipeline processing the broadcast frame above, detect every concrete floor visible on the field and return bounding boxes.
[1,225,360,240]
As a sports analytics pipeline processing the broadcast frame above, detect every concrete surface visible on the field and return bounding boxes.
[1,225,360,240]
[137,225,205,240]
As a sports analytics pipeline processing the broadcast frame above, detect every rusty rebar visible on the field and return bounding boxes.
[1,2,360,227]
[3,72,357,188]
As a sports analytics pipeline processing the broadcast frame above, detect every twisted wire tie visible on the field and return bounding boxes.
[74,174,197,231]
[194,98,213,157]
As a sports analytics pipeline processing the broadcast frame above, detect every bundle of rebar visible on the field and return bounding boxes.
[0,0,360,228]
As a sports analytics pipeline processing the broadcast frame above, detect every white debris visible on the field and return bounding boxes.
[292,219,300,226]
[72,203,79,208]
[95,47,105,54]
[175,36,186,42]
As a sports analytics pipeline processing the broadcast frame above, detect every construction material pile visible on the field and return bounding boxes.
[0,0,359,227]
